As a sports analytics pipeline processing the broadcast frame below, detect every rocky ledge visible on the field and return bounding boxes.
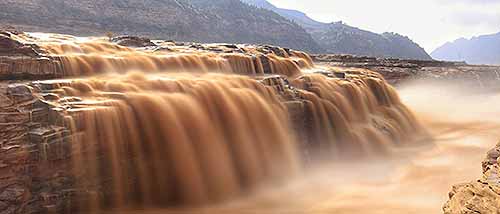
[443,143,500,214]
[313,54,500,90]
[0,31,63,80]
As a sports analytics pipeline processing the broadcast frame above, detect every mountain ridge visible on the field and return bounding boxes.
[0,0,320,52]
[0,0,433,59]
[241,0,432,60]
[431,32,500,65]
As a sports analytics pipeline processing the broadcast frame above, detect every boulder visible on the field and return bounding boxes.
[111,35,156,47]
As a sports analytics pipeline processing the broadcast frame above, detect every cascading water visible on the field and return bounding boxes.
[54,73,301,210]
[32,35,313,77]
[23,33,429,212]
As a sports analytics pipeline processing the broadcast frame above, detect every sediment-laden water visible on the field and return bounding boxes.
[20,33,436,212]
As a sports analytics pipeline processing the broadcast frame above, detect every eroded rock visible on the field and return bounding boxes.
[0,31,40,57]
[444,143,500,214]
[0,31,63,80]
[313,54,500,89]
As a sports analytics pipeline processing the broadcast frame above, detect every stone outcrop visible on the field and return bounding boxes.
[0,31,40,57]
[0,56,63,80]
[0,31,63,80]
[111,36,156,48]
[443,143,500,214]
[0,81,76,214]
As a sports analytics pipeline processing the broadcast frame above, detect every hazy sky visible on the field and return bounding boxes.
[267,0,500,52]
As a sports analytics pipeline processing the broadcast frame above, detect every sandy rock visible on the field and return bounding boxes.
[483,144,500,173]
[444,143,500,214]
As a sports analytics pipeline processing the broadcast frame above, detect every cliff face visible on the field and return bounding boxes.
[432,32,500,65]
[187,0,321,53]
[443,143,500,214]
[0,0,320,53]
[0,0,212,40]
[241,0,432,60]
[0,0,433,58]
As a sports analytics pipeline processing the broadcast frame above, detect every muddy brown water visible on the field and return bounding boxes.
[109,80,500,214]
[20,33,491,213]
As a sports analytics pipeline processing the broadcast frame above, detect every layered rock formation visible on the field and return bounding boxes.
[443,143,500,214]
[0,82,74,214]
[242,0,432,60]
[313,54,500,89]
[0,31,63,80]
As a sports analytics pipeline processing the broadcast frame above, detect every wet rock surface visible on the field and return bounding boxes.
[111,36,156,47]
[0,31,40,57]
[0,31,63,80]
[443,143,500,214]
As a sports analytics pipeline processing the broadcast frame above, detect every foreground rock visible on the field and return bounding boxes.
[443,143,500,214]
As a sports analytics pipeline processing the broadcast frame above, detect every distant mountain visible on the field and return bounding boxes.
[242,0,432,60]
[311,22,431,60]
[0,0,214,41]
[240,0,325,31]
[0,0,320,52]
[432,32,500,65]
[0,0,434,58]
